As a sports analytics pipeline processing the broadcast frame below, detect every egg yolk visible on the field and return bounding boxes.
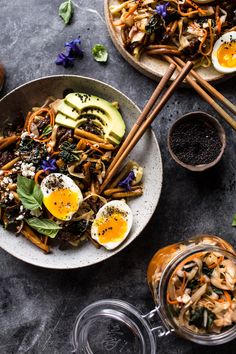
[217,41,236,68]
[43,189,79,220]
[97,213,128,244]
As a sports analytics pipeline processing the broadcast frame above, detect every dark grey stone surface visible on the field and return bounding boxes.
[0,0,236,353]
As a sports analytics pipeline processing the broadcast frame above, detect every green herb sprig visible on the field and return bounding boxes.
[59,0,73,25]
[17,176,43,211]
[25,218,62,238]
[92,44,108,63]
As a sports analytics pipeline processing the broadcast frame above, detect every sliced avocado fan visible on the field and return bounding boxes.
[55,93,126,145]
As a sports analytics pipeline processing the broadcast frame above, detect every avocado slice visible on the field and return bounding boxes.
[55,113,80,129]
[57,101,79,120]
[65,93,125,143]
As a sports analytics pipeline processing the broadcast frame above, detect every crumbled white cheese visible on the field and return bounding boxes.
[16,214,24,221]
[3,177,13,184]
[8,192,14,201]
[0,170,4,176]
[21,162,36,177]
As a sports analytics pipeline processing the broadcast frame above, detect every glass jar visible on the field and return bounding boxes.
[72,235,236,353]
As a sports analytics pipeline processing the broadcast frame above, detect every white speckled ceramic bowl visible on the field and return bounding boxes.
[0,75,163,269]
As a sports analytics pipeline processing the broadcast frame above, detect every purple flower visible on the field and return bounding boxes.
[155,2,169,18]
[55,52,75,68]
[65,38,83,57]
[118,170,135,191]
[55,37,83,68]
[41,158,57,172]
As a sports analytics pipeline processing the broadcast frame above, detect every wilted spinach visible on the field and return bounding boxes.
[188,279,200,290]
[59,141,78,163]
[145,13,164,34]
[189,307,215,330]
[202,264,213,277]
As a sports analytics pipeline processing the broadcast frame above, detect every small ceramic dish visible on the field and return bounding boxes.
[168,111,226,172]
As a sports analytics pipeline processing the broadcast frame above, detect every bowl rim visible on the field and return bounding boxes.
[167,111,226,172]
[0,74,163,269]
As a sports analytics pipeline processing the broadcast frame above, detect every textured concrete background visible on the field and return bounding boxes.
[0,0,236,353]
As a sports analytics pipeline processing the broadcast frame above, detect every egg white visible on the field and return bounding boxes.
[212,31,236,74]
[91,200,133,250]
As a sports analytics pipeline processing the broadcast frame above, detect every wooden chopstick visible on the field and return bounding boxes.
[174,57,236,116]
[164,56,236,131]
[100,61,193,193]
[106,63,176,176]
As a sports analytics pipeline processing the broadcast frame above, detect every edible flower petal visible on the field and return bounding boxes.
[65,38,83,57]
[55,52,75,68]
[118,170,135,191]
[155,2,169,18]
[41,159,57,172]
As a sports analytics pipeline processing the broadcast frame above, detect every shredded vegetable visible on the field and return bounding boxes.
[110,0,236,66]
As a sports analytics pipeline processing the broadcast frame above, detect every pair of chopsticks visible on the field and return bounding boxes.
[164,56,236,130]
[100,60,193,192]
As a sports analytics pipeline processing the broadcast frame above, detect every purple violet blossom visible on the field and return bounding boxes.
[55,52,75,68]
[41,158,57,172]
[65,38,83,57]
[155,2,169,18]
[55,37,83,68]
[118,170,135,191]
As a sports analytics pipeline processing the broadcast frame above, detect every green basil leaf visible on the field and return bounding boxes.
[232,214,236,226]
[17,175,43,211]
[25,218,62,238]
[92,44,108,63]
[59,0,73,25]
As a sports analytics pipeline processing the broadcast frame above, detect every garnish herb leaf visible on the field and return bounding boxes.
[17,175,43,211]
[41,125,52,138]
[232,214,236,226]
[59,0,73,25]
[25,218,62,238]
[92,44,108,63]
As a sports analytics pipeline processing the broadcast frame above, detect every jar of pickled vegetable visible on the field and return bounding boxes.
[147,234,236,344]
[72,235,236,353]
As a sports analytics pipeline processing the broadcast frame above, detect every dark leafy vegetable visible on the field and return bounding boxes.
[202,264,213,277]
[212,286,224,295]
[59,142,78,163]
[145,13,164,35]
[189,307,216,330]
[167,304,180,318]
[59,0,73,25]
[188,279,200,290]
[17,176,43,211]
[25,218,62,238]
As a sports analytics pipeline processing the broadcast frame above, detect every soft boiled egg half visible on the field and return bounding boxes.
[41,173,83,220]
[212,31,236,74]
[91,200,133,250]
